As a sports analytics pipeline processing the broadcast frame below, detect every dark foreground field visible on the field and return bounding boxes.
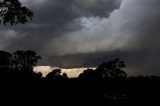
[1,78,160,106]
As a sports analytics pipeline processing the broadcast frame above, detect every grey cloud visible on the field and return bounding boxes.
[1,0,122,53]
[2,0,160,76]
[0,29,18,50]
[43,51,127,68]
[45,0,160,76]
[72,0,122,17]
[115,0,160,75]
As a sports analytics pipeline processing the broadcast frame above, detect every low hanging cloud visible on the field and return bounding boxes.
[46,16,130,55]
[115,0,160,75]
[0,30,18,49]
[34,66,95,78]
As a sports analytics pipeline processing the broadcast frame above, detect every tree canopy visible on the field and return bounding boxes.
[0,0,33,25]
[79,58,127,80]
[0,50,42,80]
[13,50,41,71]
[46,69,68,80]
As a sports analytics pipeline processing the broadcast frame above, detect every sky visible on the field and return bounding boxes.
[1,0,160,76]
[34,66,95,78]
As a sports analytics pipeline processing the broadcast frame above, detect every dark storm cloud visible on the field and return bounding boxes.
[115,0,160,75]
[0,0,122,55]
[23,0,122,31]
[44,0,160,76]
[1,0,160,76]
[45,50,127,68]
[0,0,122,49]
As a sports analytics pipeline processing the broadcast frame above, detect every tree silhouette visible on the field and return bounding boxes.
[0,50,12,67]
[46,69,68,80]
[62,73,68,79]
[79,68,95,79]
[0,50,42,80]
[0,50,13,79]
[12,50,41,71]
[96,58,127,79]
[79,58,127,80]
[0,0,33,25]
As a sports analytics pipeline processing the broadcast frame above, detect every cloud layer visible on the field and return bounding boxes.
[1,0,160,75]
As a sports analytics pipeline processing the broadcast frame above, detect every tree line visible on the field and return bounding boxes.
[0,50,159,81]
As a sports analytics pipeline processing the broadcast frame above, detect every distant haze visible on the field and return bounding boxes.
[34,66,96,78]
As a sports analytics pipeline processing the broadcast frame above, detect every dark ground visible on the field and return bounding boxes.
[1,79,160,106]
